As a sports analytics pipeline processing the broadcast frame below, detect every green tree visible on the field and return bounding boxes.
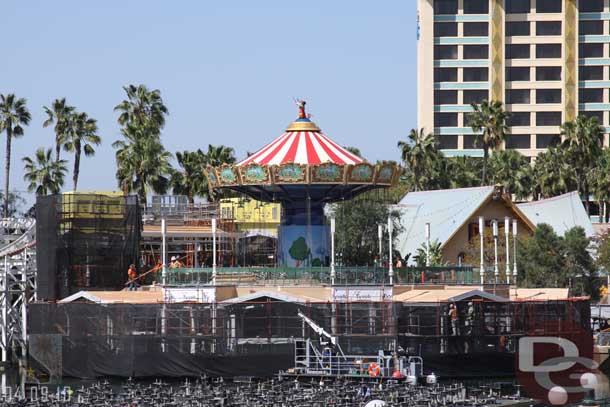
[397,128,441,191]
[597,231,610,279]
[532,147,576,199]
[413,239,445,267]
[113,85,171,205]
[171,149,207,204]
[517,223,565,288]
[561,115,604,214]
[43,98,75,162]
[447,157,482,189]
[113,124,172,205]
[563,227,595,298]
[63,112,101,190]
[467,100,510,185]
[204,144,236,167]
[488,150,532,199]
[288,237,310,267]
[344,146,362,157]
[22,148,67,195]
[588,148,610,223]
[114,84,168,130]
[0,94,31,217]
[332,192,402,266]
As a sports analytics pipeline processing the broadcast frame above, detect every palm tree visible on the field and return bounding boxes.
[447,156,482,189]
[397,128,440,191]
[171,149,207,204]
[561,115,604,214]
[22,148,68,195]
[204,144,236,167]
[43,98,75,162]
[532,147,576,199]
[63,112,101,190]
[114,84,168,131]
[0,94,31,217]
[487,150,532,199]
[113,124,172,205]
[467,100,510,185]
[589,148,610,222]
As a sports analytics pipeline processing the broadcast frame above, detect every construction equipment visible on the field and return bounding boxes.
[291,310,423,380]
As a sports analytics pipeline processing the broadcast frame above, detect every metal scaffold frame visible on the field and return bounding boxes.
[0,218,36,391]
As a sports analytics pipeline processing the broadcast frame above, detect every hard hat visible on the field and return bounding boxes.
[171,256,176,261]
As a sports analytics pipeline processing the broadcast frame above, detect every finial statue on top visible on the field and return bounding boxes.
[296,99,307,119]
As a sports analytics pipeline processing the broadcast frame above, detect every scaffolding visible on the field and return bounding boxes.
[36,193,141,300]
[27,297,591,379]
[0,218,37,392]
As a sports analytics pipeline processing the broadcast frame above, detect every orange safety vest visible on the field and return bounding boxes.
[128,268,137,280]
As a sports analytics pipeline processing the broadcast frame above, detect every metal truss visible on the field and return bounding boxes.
[0,219,36,377]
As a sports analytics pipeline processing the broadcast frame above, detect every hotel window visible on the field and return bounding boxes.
[536,67,561,81]
[580,111,604,123]
[463,0,488,14]
[536,44,561,59]
[438,135,458,149]
[463,45,488,59]
[434,22,457,37]
[536,0,561,13]
[506,89,531,104]
[580,0,603,12]
[506,0,530,13]
[506,135,531,149]
[463,67,488,81]
[536,112,562,126]
[536,135,561,149]
[463,135,478,149]
[536,89,561,104]
[463,90,488,104]
[580,88,603,103]
[580,43,603,58]
[434,45,458,59]
[536,21,561,36]
[463,22,488,37]
[580,66,603,80]
[506,21,530,36]
[507,112,531,127]
[507,67,530,81]
[435,90,458,105]
[434,68,458,82]
[434,0,458,14]
[506,44,530,59]
[579,20,603,35]
[434,113,458,127]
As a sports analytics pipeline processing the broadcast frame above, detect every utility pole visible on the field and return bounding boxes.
[479,216,484,285]
[493,219,499,284]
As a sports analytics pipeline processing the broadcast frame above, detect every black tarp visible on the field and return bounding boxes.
[28,299,592,379]
[35,194,141,300]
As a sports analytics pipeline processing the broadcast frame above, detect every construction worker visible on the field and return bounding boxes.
[169,256,177,269]
[127,264,138,291]
[449,303,459,336]
[175,256,185,268]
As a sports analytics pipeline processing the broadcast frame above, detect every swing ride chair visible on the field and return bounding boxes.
[288,311,424,380]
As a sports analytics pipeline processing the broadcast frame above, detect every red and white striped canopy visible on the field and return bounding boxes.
[238,130,363,167]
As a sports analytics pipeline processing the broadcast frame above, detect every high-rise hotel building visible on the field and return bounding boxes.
[417,0,610,158]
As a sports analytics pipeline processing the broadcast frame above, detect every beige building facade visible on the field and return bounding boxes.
[418,0,610,159]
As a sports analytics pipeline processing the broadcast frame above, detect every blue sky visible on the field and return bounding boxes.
[2,1,416,208]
